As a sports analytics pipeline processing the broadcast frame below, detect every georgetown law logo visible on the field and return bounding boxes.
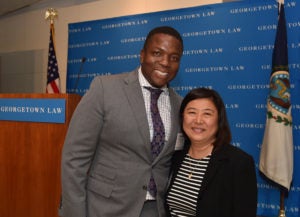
[0,98,66,123]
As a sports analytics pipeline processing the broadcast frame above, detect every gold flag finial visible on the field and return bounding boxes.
[278,209,286,217]
[45,8,58,24]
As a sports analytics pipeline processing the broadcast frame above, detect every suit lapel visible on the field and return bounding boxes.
[122,70,152,161]
[168,88,181,142]
[198,146,228,198]
[122,71,181,164]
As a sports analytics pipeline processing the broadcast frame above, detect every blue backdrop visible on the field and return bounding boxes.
[66,0,300,216]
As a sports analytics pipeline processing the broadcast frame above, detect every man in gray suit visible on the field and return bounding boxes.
[61,26,184,217]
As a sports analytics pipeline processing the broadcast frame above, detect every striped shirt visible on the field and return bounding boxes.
[167,154,211,217]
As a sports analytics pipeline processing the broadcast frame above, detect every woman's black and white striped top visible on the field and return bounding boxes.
[166,153,211,217]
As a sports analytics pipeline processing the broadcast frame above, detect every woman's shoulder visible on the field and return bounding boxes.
[219,144,254,162]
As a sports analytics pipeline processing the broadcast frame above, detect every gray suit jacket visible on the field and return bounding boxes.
[61,69,182,217]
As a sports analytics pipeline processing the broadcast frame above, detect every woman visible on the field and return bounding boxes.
[166,87,257,217]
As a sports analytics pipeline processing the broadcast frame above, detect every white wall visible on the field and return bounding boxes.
[0,0,223,93]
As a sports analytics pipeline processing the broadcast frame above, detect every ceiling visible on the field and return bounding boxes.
[1,0,237,18]
[0,0,42,17]
[0,0,99,18]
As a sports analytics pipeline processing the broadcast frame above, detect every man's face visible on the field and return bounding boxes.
[140,33,183,88]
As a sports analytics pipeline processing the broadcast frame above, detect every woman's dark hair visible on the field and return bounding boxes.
[143,26,183,52]
[180,87,232,150]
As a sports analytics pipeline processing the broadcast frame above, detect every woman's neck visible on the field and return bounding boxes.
[188,143,213,159]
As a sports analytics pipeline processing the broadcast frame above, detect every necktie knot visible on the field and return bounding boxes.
[144,87,163,101]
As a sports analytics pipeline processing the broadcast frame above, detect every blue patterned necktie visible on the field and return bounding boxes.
[144,87,165,197]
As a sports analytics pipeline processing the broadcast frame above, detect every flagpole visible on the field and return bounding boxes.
[277,1,288,216]
[278,190,286,217]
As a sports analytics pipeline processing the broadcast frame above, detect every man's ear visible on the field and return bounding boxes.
[140,49,144,63]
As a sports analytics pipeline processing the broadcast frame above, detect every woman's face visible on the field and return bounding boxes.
[183,98,218,146]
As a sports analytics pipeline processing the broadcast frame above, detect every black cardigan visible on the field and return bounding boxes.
[166,143,257,217]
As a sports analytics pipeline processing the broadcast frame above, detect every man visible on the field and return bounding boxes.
[61,26,184,217]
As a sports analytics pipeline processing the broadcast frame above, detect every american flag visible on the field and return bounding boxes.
[46,23,60,93]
